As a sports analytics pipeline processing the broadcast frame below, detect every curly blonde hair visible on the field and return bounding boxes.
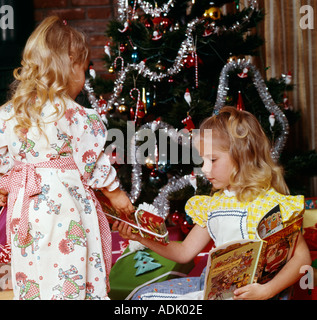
[9,16,89,138]
[199,107,289,202]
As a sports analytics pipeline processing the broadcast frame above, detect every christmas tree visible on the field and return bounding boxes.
[134,251,162,276]
[85,0,302,219]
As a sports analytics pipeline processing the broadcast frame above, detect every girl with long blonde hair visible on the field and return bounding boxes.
[115,107,311,300]
[0,16,133,300]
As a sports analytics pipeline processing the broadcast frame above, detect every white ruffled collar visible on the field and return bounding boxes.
[223,189,236,198]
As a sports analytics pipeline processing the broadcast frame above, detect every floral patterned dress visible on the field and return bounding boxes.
[0,99,119,300]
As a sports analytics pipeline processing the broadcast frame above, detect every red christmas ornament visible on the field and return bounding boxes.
[144,18,153,28]
[130,107,135,120]
[236,91,245,111]
[181,219,191,234]
[171,211,182,225]
[183,52,196,68]
[152,17,162,25]
[136,100,146,119]
[160,17,172,29]
[182,115,195,131]
[119,43,127,53]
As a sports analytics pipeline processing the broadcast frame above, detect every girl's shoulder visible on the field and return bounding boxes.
[52,98,102,122]
[249,188,304,224]
[0,102,14,118]
[185,195,212,227]
[185,191,226,227]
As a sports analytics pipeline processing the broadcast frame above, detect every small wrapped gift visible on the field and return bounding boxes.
[96,191,169,244]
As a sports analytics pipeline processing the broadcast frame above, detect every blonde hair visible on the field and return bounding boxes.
[200,107,289,202]
[9,16,89,138]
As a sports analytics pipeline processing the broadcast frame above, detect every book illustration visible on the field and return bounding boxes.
[204,240,263,300]
[257,205,283,239]
[259,217,302,284]
[203,205,303,300]
[95,191,169,244]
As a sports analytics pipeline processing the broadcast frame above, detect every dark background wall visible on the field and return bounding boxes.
[0,0,115,105]
[0,0,35,104]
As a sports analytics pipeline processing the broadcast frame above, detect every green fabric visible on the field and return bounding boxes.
[109,247,194,300]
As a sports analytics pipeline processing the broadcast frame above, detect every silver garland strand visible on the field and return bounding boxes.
[118,0,176,21]
[84,79,99,110]
[213,59,289,161]
[129,120,191,205]
[153,175,192,219]
[152,174,210,219]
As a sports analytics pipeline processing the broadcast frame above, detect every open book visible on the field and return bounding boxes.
[95,191,169,244]
[203,205,303,300]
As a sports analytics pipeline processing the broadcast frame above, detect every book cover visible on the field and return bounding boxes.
[203,205,303,300]
[95,191,169,244]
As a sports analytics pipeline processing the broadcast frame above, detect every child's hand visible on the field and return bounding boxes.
[233,283,273,300]
[102,187,134,217]
[112,221,143,243]
[0,189,8,207]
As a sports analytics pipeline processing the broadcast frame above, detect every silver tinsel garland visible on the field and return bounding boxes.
[105,0,260,111]
[129,120,191,205]
[84,79,99,111]
[152,174,210,219]
[118,0,176,20]
[213,59,289,161]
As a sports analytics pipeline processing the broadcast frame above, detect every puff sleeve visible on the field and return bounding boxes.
[65,102,119,192]
[185,195,212,228]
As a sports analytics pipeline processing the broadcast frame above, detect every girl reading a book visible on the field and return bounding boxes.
[114,107,311,300]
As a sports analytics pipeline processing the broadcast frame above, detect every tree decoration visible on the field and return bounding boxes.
[184,88,192,106]
[182,114,195,131]
[269,113,276,127]
[213,59,289,161]
[203,6,222,20]
[104,42,111,59]
[128,120,192,208]
[104,0,260,111]
[118,0,176,20]
[133,251,161,276]
[118,20,130,33]
[114,56,125,73]
[84,79,100,115]
[89,66,96,79]
[130,88,145,121]
[236,91,245,111]
[152,174,209,219]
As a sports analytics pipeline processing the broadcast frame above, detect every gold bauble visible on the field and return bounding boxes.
[118,104,127,113]
[203,7,222,20]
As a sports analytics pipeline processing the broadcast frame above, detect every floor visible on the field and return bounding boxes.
[0,290,13,300]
